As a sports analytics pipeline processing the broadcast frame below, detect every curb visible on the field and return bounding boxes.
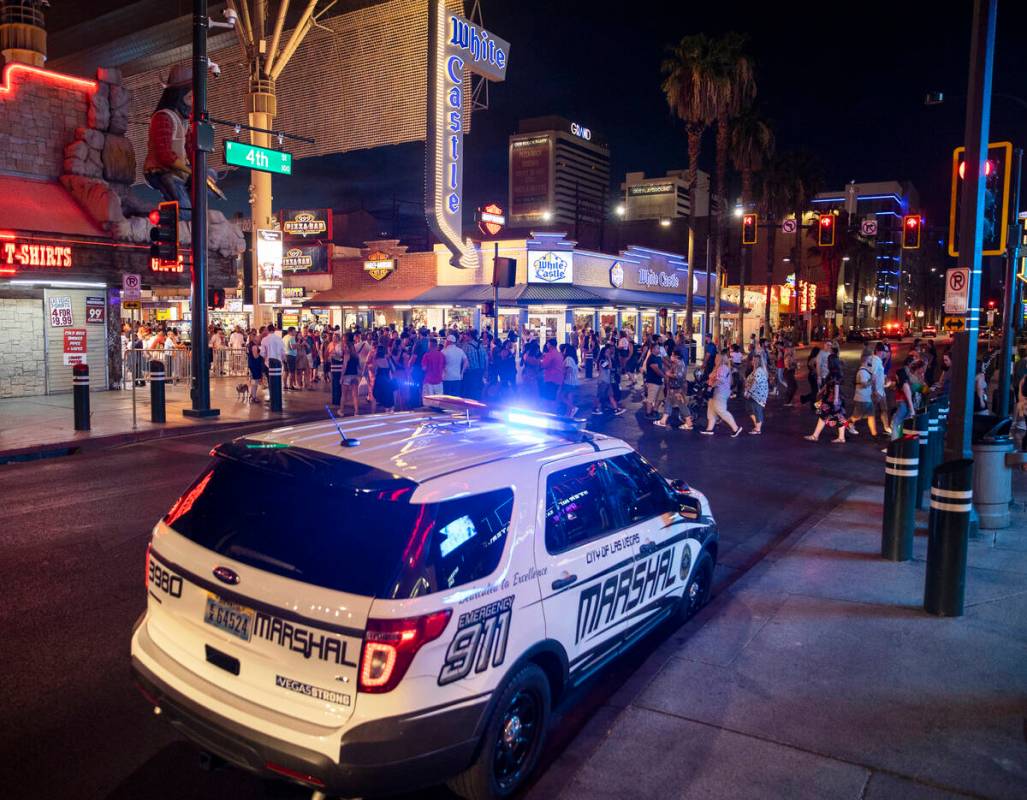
[0,409,329,464]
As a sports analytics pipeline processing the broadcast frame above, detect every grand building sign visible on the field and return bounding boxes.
[426,3,510,268]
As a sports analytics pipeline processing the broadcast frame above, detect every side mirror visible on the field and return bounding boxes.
[670,478,689,494]
[678,494,701,520]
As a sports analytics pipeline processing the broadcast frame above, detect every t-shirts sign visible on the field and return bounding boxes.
[86,296,105,324]
[63,328,87,365]
[49,295,73,327]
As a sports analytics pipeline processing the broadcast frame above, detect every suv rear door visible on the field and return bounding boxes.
[534,455,642,681]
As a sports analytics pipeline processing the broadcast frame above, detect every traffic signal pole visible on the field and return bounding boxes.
[945,0,996,462]
[995,148,1023,419]
[184,0,219,419]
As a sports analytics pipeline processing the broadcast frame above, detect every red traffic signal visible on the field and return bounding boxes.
[148,209,161,226]
[902,214,922,249]
[741,213,758,245]
[149,201,179,264]
[207,287,225,309]
[817,213,835,247]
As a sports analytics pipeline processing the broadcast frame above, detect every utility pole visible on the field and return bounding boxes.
[945,0,997,462]
[995,148,1023,418]
[184,0,219,418]
[225,0,324,327]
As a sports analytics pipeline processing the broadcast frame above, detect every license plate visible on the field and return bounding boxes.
[204,594,254,642]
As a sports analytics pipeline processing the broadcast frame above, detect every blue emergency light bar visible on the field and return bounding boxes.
[422,395,585,434]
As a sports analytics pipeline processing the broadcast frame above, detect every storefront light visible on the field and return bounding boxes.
[9,279,107,288]
[659,218,671,227]
[392,305,413,310]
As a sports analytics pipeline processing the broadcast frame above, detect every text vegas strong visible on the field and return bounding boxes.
[575,545,678,643]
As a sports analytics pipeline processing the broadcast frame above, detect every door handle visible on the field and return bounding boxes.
[639,542,657,556]
[551,575,577,591]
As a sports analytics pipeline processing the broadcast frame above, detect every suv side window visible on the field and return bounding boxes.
[544,460,617,554]
[605,453,679,525]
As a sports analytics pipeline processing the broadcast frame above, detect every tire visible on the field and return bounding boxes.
[447,663,551,800]
[678,551,714,621]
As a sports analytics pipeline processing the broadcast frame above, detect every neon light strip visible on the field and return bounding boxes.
[0,63,97,97]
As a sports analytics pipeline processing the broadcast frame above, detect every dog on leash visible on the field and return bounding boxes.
[236,383,250,402]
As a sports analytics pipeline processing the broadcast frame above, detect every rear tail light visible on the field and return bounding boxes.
[145,541,152,591]
[358,610,451,693]
[264,762,325,789]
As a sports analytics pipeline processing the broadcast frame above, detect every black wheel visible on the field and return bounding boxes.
[678,552,714,621]
[447,663,550,800]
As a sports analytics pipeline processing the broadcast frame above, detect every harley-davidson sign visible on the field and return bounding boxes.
[363,251,396,281]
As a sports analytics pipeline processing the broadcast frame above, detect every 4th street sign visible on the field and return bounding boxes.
[225,140,292,175]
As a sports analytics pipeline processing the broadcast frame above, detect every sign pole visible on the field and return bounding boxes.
[945,0,996,462]
[184,0,218,418]
[995,148,1022,419]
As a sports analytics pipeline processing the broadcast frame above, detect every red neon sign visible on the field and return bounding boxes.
[2,239,73,270]
[151,254,185,273]
[0,63,98,98]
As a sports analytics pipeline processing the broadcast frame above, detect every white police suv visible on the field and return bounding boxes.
[131,399,718,799]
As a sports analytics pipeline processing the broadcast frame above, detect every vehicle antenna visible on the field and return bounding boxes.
[326,405,360,447]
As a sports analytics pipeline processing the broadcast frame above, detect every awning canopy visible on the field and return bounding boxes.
[0,175,106,237]
[307,281,738,314]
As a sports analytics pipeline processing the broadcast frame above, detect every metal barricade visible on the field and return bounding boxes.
[122,349,192,388]
[210,348,249,377]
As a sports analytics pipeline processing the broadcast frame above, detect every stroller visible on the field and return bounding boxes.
[685,378,712,425]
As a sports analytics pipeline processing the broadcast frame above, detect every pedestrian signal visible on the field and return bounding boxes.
[817,213,835,247]
[741,213,758,245]
[949,141,1012,257]
[902,215,922,249]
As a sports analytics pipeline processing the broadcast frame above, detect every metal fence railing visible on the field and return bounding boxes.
[122,349,191,388]
[210,348,250,377]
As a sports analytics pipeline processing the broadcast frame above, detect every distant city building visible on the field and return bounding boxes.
[508,116,610,234]
[811,180,919,316]
[620,170,710,222]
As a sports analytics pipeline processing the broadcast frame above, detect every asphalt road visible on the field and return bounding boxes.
[0,341,914,800]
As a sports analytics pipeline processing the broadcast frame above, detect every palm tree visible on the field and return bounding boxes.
[662,32,754,336]
[775,150,824,342]
[731,108,774,337]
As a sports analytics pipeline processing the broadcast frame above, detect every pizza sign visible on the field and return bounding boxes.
[363,250,396,281]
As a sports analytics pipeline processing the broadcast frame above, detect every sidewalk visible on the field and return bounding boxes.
[0,377,340,460]
[529,476,1027,800]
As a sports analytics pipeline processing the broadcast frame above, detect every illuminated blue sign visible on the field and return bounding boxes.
[528,250,573,283]
[449,16,508,81]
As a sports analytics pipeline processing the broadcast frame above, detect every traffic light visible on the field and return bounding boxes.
[817,213,835,247]
[149,201,179,263]
[948,141,1012,257]
[741,213,758,245]
[207,287,225,309]
[902,214,922,249]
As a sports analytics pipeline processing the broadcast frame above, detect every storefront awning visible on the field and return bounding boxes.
[306,283,432,305]
[0,176,106,237]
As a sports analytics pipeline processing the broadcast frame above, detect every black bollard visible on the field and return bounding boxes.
[72,363,90,431]
[268,358,283,412]
[330,356,343,407]
[149,360,166,423]
[881,434,920,561]
[903,412,930,509]
[924,459,974,617]
[921,402,940,501]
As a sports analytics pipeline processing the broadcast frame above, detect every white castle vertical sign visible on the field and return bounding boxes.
[426,2,510,268]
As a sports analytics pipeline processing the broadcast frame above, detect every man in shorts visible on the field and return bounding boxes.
[282,327,298,390]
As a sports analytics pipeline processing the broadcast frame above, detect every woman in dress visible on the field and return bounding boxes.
[805,353,847,443]
[246,332,264,403]
[701,351,743,437]
[370,344,396,413]
[744,352,769,434]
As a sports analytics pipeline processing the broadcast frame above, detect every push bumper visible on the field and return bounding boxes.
[131,656,487,797]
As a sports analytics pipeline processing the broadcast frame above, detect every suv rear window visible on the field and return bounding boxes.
[163,442,513,598]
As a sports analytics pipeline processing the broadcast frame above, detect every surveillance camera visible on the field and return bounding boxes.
[223,7,238,26]
[208,60,221,78]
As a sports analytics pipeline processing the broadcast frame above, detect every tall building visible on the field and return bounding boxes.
[508,116,610,234]
[811,180,918,320]
[620,169,710,222]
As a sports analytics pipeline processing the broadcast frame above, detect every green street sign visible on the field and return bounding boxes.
[224,140,292,175]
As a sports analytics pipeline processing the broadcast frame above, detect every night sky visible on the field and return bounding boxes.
[58,1,1027,235]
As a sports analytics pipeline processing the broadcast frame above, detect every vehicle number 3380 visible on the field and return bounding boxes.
[438,596,513,686]
[148,560,183,598]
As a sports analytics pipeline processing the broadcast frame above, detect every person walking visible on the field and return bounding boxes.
[593,343,626,416]
[806,353,848,443]
[246,332,263,403]
[890,356,918,439]
[520,338,542,396]
[744,352,769,434]
[340,334,361,416]
[701,351,743,437]
[421,337,446,399]
[370,344,397,413]
[800,346,821,411]
[461,330,487,400]
[848,354,878,436]
[540,339,564,406]
[654,347,691,429]
[442,334,468,396]
[557,343,580,417]
[642,340,665,417]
